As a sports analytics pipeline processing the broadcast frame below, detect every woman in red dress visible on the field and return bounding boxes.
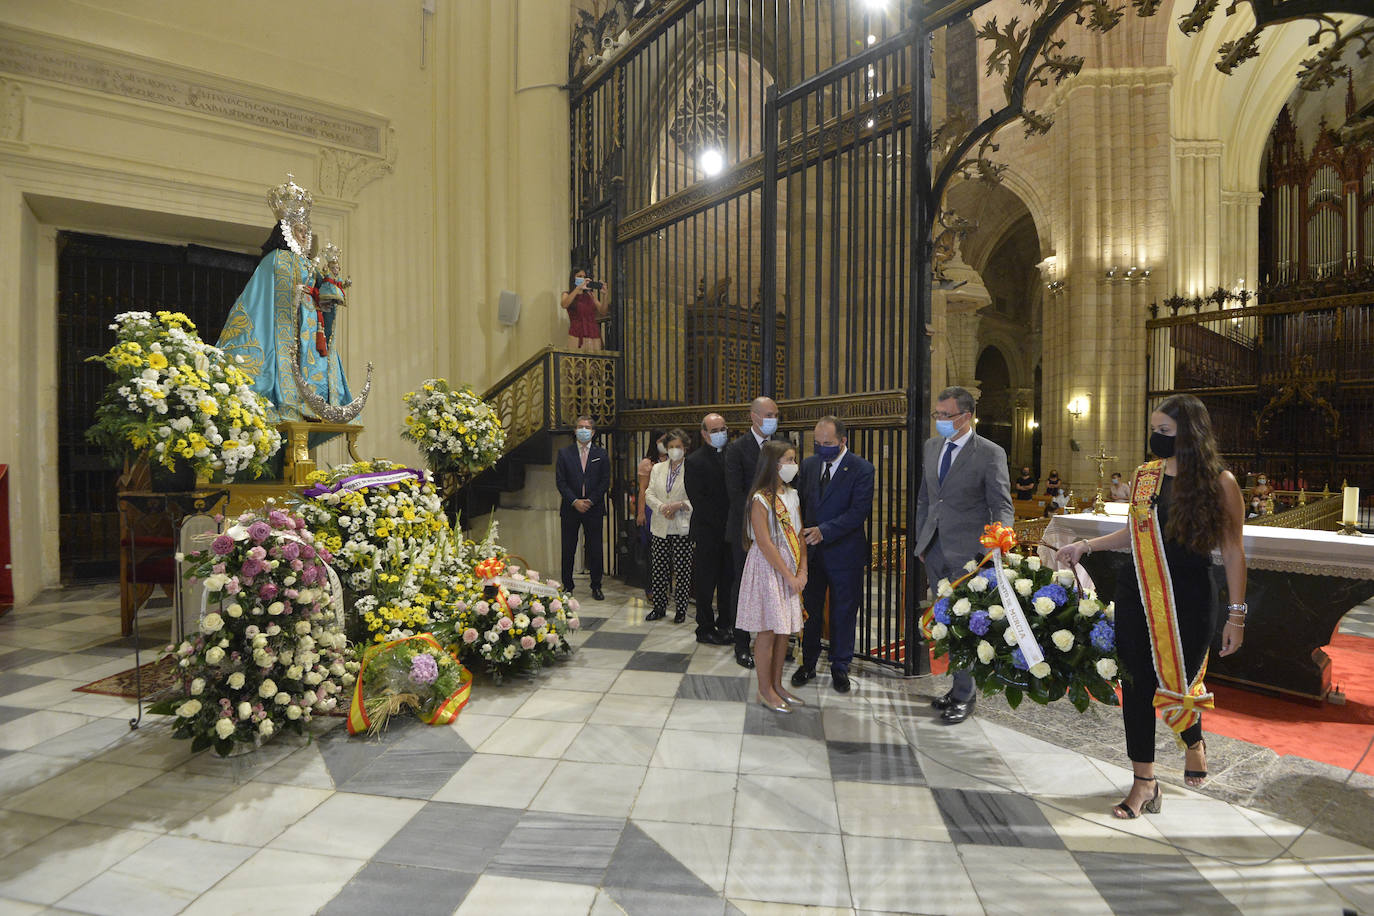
[561,267,608,350]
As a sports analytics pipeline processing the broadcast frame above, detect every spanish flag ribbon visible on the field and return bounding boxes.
[347,633,472,735]
[1129,460,1213,735]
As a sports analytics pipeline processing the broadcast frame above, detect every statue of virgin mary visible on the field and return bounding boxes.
[216,175,367,429]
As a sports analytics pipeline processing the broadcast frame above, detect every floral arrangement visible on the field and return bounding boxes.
[346,634,472,735]
[293,460,579,681]
[430,559,580,684]
[150,506,356,756]
[401,378,506,479]
[293,460,456,643]
[86,310,282,480]
[923,524,1120,711]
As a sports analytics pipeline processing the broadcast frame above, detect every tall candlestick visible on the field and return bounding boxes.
[1343,486,1359,525]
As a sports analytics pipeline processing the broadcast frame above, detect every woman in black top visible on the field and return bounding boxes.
[1044,469,1062,498]
[1013,467,1036,500]
[1058,395,1247,819]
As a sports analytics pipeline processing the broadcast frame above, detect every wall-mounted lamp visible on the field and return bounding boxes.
[1046,280,1065,293]
[1066,396,1089,420]
[1104,266,1119,280]
[1124,266,1151,280]
[1028,419,1040,431]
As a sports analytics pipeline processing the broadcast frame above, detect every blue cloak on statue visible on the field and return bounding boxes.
[216,249,352,424]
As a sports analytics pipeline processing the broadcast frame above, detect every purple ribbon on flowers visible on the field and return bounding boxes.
[303,468,428,498]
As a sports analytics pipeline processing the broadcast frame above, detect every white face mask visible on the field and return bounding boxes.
[778,463,799,483]
[667,447,684,462]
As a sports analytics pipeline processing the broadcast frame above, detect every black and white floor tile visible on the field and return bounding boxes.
[0,582,1370,914]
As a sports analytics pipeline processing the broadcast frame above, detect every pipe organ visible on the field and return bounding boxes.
[1261,96,1374,298]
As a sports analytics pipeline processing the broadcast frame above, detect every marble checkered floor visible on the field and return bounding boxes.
[0,583,1372,915]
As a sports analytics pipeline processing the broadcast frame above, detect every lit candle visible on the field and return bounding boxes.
[1343,486,1359,525]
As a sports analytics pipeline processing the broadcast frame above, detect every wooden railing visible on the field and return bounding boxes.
[481,347,618,459]
[1248,493,1343,530]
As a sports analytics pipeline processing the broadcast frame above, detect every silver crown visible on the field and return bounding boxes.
[267,173,313,221]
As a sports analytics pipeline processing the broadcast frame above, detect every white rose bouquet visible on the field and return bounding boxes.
[150,506,354,755]
[922,524,1120,711]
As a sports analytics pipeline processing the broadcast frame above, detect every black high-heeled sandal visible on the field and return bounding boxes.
[1184,738,1208,787]
[1112,775,1162,819]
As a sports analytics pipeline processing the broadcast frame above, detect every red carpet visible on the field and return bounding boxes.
[923,634,1374,775]
[1205,633,1374,776]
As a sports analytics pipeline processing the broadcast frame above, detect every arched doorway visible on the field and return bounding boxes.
[975,345,1013,456]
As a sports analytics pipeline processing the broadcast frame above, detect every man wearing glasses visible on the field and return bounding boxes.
[913,386,1014,725]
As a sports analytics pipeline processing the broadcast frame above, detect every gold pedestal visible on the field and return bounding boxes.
[280,420,365,486]
[225,421,365,515]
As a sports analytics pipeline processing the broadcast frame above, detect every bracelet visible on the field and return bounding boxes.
[1226,602,1247,614]
[1226,618,1245,627]
[1075,538,1093,556]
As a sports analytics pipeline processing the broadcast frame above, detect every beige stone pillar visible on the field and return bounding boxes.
[1039,70,1172,496]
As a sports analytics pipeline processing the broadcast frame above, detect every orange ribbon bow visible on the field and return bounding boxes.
[979,522,1018,552]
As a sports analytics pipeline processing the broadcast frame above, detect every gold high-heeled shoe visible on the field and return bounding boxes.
[756,692,791,713]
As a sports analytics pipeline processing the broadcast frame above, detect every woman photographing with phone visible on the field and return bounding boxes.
[561,266,608,351]
[1056,394,1247,819]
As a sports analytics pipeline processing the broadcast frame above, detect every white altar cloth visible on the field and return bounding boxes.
[1043,513,1374,580]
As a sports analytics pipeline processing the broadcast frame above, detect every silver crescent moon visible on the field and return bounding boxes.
[288,339,373,423]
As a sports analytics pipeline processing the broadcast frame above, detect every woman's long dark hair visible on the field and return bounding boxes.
[743,440,796,545]
[642,430,666,462]
[1157,394,1227,554]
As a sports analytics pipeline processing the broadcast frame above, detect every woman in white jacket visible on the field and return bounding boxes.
[645,428,694,622]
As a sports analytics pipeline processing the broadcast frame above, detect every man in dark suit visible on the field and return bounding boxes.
[684,412,734,646]
[792,416,875,694]
[914,386,1014,723]
[556,415,609,601]
[723,395,781,669]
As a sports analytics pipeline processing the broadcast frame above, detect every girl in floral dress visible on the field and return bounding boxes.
[735,440,808,712]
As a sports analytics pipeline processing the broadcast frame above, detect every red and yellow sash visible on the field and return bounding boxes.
[347,633,472,735]
[1129,460,1214,735]
[774,491,802,570]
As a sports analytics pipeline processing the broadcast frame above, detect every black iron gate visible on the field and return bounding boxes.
[56,232,258,582]
[570,1,929,672]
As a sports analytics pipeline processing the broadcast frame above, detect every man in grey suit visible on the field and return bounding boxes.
[913,386,1014,725]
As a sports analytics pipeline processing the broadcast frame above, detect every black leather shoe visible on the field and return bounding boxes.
[591,587,605,601]
[931,690,956,711]
[645,609,665,621]
[712,627,735,644]
[940,694,977,724]
[735,649,756,669]
[791,666,816,687]
[673,610,686,624]
[832,669,851,693]
[696,629,731,645]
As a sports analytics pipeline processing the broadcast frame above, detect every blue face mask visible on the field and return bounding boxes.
[935,419,957,438]
[759,417,779,436]
[815,443,842,462]
[575,428,593,443]
[708,430,728,449]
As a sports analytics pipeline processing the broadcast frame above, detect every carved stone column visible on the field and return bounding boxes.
[931,249,991,403]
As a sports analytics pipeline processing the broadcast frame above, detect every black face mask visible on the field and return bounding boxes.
[1149,431,1176,459]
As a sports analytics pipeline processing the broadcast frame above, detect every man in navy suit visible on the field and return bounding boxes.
[792,415,875,694]
[556,415,609,601]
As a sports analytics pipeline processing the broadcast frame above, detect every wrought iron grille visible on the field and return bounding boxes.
[571,0,926,671]
[56,231,258,582]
